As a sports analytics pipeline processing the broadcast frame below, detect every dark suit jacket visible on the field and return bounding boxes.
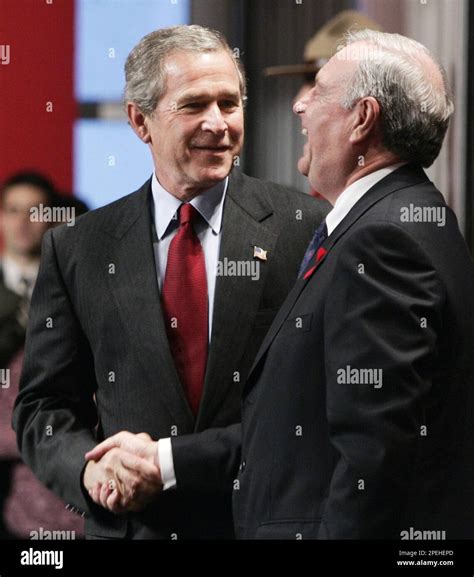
[233,164,474,539]
[13,170,328,539]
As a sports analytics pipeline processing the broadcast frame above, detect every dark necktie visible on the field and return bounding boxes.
[298,220,328,278]
[17,277,33,328]
[161,204,208,416]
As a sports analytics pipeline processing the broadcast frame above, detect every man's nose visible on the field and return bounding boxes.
[293,98,307,116]
[202,104,227,132]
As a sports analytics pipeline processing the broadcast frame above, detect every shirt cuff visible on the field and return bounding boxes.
[157,438,177,491]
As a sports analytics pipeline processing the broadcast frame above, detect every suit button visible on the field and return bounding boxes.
[240,460,246,472]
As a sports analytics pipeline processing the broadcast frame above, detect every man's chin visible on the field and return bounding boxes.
[297,156,310,176]
[12,245,41,258]
[207,155,235,173]
[193,165,233,188]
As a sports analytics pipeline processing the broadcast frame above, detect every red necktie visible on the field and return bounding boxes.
[161,204,208,416]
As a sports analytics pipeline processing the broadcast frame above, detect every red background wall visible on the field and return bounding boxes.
[0,0,75,193]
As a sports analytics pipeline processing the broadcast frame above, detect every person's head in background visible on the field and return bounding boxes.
[0,171,56,265]
[53,194,90,225]
[125,25,246,201]
[266,11,383,103]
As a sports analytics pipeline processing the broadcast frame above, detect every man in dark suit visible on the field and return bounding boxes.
[13,25,327,539]
[232,30,474,538]
[1,172,85,539]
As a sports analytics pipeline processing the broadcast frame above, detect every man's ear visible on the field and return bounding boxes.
[349,96,380,144]
[127,102,152,144]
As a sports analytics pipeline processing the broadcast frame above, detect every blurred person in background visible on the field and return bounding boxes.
[0,172,54,366]
[54,193,90,224]
[0,171,86,539]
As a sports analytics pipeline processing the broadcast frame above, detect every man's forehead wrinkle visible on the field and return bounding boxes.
[318,59,355,94]
[165,73,240,99]
[166,86,240,110]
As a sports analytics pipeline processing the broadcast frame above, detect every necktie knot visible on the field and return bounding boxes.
[179,203,197,226]
[313,220,328,246]
[298,219,328,278]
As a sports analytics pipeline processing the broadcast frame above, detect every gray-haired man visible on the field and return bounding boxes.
[14,25,328,539]
[233,30,474,539]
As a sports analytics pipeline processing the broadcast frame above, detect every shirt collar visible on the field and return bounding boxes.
[325,163,406,236]
[151,173,228,240]
[1,255,39,295]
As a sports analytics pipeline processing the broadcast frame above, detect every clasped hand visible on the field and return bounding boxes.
[83,432,162,514]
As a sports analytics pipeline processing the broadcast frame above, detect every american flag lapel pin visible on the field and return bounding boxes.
[253,246,267,261]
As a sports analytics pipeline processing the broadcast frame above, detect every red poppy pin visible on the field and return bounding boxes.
[303,247,328,280]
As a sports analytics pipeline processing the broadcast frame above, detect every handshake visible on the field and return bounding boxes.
[83,432,163,514]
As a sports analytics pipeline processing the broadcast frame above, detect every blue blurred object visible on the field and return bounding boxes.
[76,0,190,102]
[75,120,153,209]
[74,0,190,208]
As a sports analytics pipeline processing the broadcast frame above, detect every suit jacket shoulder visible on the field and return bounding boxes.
[228,170,330,225]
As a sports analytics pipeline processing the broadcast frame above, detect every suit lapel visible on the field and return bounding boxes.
[195,171,278,429]
[104,180,194,429]
[246,164,430,388]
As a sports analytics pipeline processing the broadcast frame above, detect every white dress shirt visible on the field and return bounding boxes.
[157,165,405,489]
[1,255,39,298]
[325,164,406,236]
[151,173,228,490]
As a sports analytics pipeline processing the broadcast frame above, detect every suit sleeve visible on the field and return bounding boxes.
[12,228,99,516]
[170,424,241,492]
[319,222,444,538]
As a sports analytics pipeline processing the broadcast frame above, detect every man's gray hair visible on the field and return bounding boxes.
[340,30,454,167]
[124,25,247,116]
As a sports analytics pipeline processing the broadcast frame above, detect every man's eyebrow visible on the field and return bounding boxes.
[177,90,241,102]
[314,75,325,89]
